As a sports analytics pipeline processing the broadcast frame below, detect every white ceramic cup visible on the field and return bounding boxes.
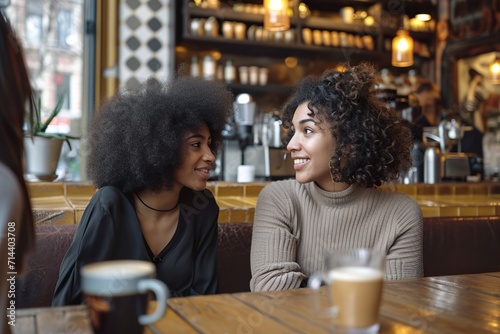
[249,66,259,85]
[81,260,168,334]
[239,66,249,84]
[308,249,386,334]
[237,165,255,182]
[258,67,269,85]
[222,21,234,39]
[340,7,354,24]
[234,22,246,40]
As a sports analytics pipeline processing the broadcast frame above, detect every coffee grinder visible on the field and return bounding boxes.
[218,94,256,181]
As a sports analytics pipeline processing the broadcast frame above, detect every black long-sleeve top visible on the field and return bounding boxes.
[52,186,219,306]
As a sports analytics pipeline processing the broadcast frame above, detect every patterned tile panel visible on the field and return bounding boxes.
[119,0,173,89]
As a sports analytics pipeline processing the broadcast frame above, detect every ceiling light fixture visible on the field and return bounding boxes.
[392,30,414,67]
[415,14,431,21]
[391,1,413,67]
[489,54,500,84]
[264,0,289,31]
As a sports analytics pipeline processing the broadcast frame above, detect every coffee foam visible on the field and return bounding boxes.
[328,267,383,282]
[82,260,154,279]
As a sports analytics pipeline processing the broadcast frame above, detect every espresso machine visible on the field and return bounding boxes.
[218,94,255,181]
[243,110,295,180]
[217,94,294,181]
[422,119,477,182]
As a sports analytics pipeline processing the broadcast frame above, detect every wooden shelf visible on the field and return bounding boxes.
[227,83,293,96]
[179,36,387,62]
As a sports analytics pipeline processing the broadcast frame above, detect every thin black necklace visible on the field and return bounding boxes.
[135,193,178,212]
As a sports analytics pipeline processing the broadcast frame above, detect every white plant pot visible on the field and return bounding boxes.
[24,136,64,179]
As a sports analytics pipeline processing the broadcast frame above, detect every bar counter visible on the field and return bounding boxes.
[27,181,500,225]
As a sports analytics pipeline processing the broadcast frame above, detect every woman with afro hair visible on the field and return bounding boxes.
[250,63,423,292]
[53,77,233,305]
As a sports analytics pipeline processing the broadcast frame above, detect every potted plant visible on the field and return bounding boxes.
[24,94,77,181]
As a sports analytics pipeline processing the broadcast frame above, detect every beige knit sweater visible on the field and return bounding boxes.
[250,180,423,292]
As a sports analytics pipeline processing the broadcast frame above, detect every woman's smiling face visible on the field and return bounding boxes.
[287,102,337,191]
[173,123,215,191]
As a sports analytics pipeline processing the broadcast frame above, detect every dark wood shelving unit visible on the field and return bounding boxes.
[175,0,437,106]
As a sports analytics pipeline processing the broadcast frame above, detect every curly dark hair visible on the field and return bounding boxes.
[281,63,412,188]
[88,77,234,193]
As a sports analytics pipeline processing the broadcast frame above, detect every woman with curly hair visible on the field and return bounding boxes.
[53,77,233,305]
[250,63,423,292]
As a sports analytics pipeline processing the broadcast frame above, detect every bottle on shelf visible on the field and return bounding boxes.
[202,55,216,80]
[190,56,200,77]
[224,60,236,84]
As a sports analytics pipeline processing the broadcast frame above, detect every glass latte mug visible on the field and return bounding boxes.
[81,260,168,334]
[308,249,386,334]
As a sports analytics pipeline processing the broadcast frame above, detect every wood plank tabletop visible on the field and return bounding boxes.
[13,272,500,334]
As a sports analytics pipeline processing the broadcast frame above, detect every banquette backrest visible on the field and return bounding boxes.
[15,217,500,308]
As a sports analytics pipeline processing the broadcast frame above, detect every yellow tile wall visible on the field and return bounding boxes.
[27,181,500,225]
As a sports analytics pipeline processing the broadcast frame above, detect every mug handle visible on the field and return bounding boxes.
[307,272,338,317]
[307,271,327,290]
[138,279,168,325]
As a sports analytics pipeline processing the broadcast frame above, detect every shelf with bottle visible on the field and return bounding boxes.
[180,0,388,58]
[180,2,436,62]
[176,48,295,94]
[178,34,383,63]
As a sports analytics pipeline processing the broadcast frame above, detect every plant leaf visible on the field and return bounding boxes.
[31,95,42,135]
[40,94,66,133]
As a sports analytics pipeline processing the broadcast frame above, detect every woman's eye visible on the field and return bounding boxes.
[304,128,313,134]
[191,142,201,148]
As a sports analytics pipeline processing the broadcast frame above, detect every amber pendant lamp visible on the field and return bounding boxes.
[264,0,290,31]
[489,54,500,84]
[392,1,414,67]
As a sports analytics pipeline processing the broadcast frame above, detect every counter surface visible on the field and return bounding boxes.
[27,181,500,224]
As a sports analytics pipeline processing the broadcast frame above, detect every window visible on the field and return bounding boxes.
[56,73,71,110]
[6,0,89,181]
[57,9,73,48]
[25,0,44,45]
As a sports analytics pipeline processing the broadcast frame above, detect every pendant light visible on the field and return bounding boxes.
[264,0,289,31]
[392,30,414,67]
[489,54,500,84]
[391,1,413,67]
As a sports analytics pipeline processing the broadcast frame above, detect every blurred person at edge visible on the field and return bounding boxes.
[0,13,36,333]
[456,68,490,159]
[52,77,233,305]
[413,80,443,128]
[250,63,423,292]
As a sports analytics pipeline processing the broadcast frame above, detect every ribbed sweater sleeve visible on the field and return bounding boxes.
[250,181,423,292]
[250,183,305,291]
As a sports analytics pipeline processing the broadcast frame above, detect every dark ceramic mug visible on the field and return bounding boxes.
[81,260,168,334]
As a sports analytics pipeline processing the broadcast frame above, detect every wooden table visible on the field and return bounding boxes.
[13,272,500,333]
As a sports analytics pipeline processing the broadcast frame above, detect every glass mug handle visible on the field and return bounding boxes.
[307,271,338,317]
[137,279,169,325]
[308,271,328,290]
